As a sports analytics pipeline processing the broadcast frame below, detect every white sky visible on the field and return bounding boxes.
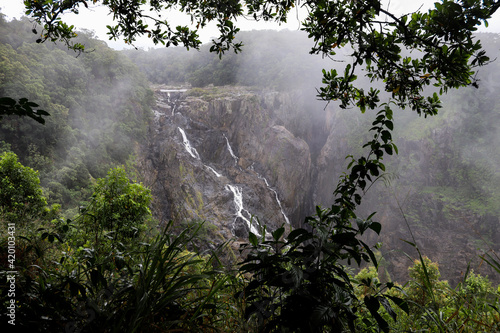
[2,0,500,50]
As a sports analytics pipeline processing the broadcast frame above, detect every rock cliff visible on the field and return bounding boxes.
[139,85,500,286]
[139,86,329,244]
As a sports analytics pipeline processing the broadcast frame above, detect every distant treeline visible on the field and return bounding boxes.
[122,29,329,90]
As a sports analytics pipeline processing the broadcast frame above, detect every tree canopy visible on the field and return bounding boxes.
[0,152,47,223]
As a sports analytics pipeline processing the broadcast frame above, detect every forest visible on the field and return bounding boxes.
[1,1,500,332]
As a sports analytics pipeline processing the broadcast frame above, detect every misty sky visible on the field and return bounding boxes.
[2,1,500,49]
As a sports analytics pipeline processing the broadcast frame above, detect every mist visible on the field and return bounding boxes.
[1,12,499,286]
[121,29,500,285]
[0,16,153,214]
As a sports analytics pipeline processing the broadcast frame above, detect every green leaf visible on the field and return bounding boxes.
[401,239,416,247]
[364,295,389,332]
[360,240,378,267]
[248,232,258,247]
[287,228,313,244]
[0,97,16,106]
[384,120,393,130]
[386,295,409,314]
[378,296,397,321]
[368,222,382,234]
[272,226,285,241]
[480,254,500,274]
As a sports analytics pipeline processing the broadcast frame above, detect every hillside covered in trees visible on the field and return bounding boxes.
[0,14,153,214]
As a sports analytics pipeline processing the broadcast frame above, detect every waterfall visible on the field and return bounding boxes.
[169,93,176,115]
[251,167,290,225]
[160,89,187,115]
[262,177,290,225]
[223,134,239,165]
[225,184,261,236]
[206,165,222,177]
[178,127,260,236]
[152,109,163,130]
[178,127,200,159]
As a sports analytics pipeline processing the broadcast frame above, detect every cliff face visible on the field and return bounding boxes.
[139,86,329,242]
[139,85,500,285]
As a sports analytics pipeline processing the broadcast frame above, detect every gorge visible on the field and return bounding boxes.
[0,15,498,286]
[139,84,500,285]
[3,8,500,331]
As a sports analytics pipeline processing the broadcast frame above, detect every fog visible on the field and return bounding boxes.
[1,11,499,284]
[122,29,500,284]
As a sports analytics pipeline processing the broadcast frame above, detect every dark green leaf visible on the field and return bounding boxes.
[248,232,258,247]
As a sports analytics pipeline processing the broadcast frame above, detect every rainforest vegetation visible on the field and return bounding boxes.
[1,0,500,332]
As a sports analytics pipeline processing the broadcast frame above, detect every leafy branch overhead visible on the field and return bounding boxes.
[0,97,49,124]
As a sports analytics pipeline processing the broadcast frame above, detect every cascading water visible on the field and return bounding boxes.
[178,127,200,159]
[152,109,163,131]
[223,134,239,165]
[149,87,291,240]
[224,134,290,226]
[225,184,261,236]
[176,124,260,236]
[169,93,176,115]
[206,166,222,177]
[160,89,187,116]
[258,174,290,225]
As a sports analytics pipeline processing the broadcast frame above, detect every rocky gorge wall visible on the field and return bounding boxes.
[138,86,334,244]
[138,85,500,286]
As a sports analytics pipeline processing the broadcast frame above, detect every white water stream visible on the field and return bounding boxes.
[258,174,290,225]
[178,127,200,159]
[170,93,176,115]
[206,165,222,177]
[160,89,187,115]
[225,184,261,236]
[223,134,239,165]
[224,134,290,227]
[166,108,282,237]
[176,127,261,236]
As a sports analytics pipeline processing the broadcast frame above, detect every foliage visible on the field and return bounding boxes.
[0,16,154,211]
[406,256,450,309]
[0,151,47,223]
[0,96,49,124]
[0,155,499,332]
[5,1,500,332]
[1,219,241,332]
[79,167,152,242]
[386,256,500,332]
[0,156,242,332]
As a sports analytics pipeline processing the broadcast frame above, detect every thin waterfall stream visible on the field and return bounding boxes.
[178,127,200,159]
